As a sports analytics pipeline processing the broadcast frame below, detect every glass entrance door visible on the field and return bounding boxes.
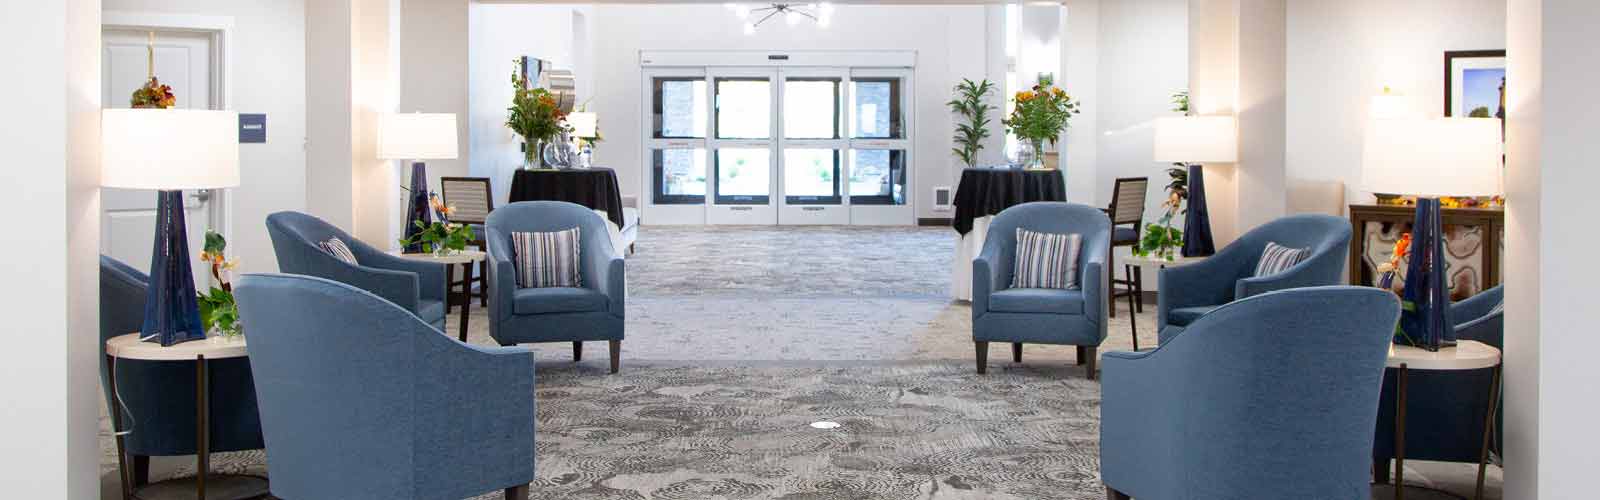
[778,67,848,225]
[707,68,778,224]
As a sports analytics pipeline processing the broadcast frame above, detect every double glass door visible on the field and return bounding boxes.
[645,66,911,225]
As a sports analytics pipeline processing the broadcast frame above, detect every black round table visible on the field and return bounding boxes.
[508,167,625,229]
[951,167,1067,235]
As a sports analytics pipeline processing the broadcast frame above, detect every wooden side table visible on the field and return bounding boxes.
[1119,254,1205,351]
[388,249,488,342]
[105,334,268,500]
[1385,340,1502,500]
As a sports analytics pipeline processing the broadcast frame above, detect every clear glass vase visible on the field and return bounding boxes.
[1025,138,1048,170]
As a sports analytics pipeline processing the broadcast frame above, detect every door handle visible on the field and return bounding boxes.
[189,189,212,204]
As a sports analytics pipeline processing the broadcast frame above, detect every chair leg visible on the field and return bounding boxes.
[132,455,149,487]
[1012,343,1023,363]
[975,342,989,374]
[1106,485,1131,500]
[444,263,457,314]
[609,340,621,374]
[1374,458,1391,484]
[572,341,582,362]
[1085,347,1098,380]
[1132,266,1145,313]
[479,261,488,307]
[1076,345,1086,365]
[505,484,529,500]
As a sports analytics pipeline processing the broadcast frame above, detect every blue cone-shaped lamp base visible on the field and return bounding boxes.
[141,190,205,346]
[402,161,431,254]
[1181,163,1216,257]
[1397,197,1455,351]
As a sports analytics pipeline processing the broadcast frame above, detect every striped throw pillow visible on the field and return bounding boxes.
[318,237,359,265]
[511,227,583,289]
[1010,228,1083,290]
[1253,241,1310,277]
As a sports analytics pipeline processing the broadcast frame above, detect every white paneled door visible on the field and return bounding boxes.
[101,28,219,284]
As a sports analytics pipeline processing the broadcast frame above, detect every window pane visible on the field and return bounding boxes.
[652,148,706,204]
[783,149,840,204]
[851,78,902,139]
[849,149,906,205]
[784,79,839,139]
[653,79,706,139]
[715,148,770,204]
[715,78,771,139]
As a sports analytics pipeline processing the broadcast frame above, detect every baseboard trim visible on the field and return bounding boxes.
[917,217,953,227]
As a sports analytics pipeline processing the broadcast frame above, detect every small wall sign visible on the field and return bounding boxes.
[239,114,267,143]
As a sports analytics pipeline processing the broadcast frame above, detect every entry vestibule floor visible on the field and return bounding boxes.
[100,225,1499,499]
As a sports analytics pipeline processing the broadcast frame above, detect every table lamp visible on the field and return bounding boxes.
[1362,116,1502,351]
[102,109,240,346]
[378,112,459,253]
[1153,115,1238,257]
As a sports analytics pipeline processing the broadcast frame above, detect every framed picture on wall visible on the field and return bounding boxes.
[1444,50,1506,119]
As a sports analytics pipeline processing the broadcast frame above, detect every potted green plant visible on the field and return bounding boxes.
[197,231,242,339]
[398,195,476,256]
[1003,79,1081,170]
[506,61,570,170]
[948,78,996,168]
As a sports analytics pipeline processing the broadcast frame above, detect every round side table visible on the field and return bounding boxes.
[1384,340,1502,500]
[387,249,488,342]
[1118,254,1206,351]
[105,334,269,500]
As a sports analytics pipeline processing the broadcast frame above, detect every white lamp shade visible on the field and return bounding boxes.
[566,112,598,138]
[1362,117,1502,197]
[1153,116,1238,163]
[101,109,240,190]
[378,113,458,160]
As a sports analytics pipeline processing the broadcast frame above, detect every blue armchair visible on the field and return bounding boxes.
[1372,285,1504,482]
[1156,213,1350,343]
[99,256,264,487]
[972,202,1110,379]
[235,273,535,500]
[1102,286,1400,500]
[486,201,626,372]
[266,211,447,330]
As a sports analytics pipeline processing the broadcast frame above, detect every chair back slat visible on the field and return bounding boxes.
[1108,177,1149,225]
[441,177,494,224]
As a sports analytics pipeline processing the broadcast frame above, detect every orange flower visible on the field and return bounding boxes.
[1393,233,1412,259]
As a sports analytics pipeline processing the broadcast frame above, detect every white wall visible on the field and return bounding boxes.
[0,0,101,495]
[1089,0,1188,216]
[577,4,990,221]
[400,0,469,211]
[467,3,584,206]
[1286,0,1505,214]
[104,0,309,274]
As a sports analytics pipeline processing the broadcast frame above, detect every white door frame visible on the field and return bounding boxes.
[102,12,236,277]
[706,67,779,225]
[848,67,915,226]
[640,67,709,225]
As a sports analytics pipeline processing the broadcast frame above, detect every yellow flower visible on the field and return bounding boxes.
[1052,88,1065,97]
[222,259,238,271]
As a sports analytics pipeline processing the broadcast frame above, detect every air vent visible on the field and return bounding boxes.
[932,186,953,212]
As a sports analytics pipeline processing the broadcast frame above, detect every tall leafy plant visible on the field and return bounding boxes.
[947,79,996,168]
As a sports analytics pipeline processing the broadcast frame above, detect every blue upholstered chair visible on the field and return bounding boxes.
[235,273,535,500]
[1101,286,1401,500]
[485,201,626,372]
[99,256,264,488]
[1156,213,1350,344]
[265,211,447,330]
[1372,285,1504,483]
[972,202,1111,379]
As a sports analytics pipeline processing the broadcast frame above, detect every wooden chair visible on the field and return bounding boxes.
[1106,177,1148,328]
[441,177,494,310]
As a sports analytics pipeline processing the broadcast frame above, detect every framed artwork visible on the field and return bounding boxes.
[1444,50,1506,118]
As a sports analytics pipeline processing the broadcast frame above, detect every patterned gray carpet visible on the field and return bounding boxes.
[100,226,1498,499]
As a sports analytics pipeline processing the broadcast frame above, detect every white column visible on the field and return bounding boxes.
[1062,0,1100,203]
[399,0,470,195]
[1504,1,1600,498]
[0,0,102,496]
[306,0,400,245]
[1187,0,1286,245]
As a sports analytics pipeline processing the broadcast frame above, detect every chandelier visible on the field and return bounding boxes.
[727,3,835,34]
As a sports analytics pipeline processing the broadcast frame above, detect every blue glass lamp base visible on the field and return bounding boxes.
[402,161,431,254]
[1181,163,1216,257]
[141,190,205,346]
[1397,197,1455,351]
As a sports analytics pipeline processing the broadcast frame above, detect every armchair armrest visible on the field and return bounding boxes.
[1157,254,1241,327]
[311,260,421,313]
[411,328,536,491]
[486,229,517,325]
[972,235,1008,314]
[1452,287,1503,324]
[1232,246,1341,299]
[1099,346,1179,495]
[1080,237,1109,329]
[353,247,448,303]
[585,238,626,317]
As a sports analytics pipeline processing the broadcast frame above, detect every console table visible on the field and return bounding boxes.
[1348,204,1503,299]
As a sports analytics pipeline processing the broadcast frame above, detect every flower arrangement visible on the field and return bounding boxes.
[1003,81,1080,168]
[197,231,241,338]
[398,194,475,256]
[506,61,571,168]
[131,77,176,109]
[1376,233,1417,344]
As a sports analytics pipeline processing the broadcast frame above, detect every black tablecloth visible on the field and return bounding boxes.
[951,167,1067,235]
[508,167,625,229]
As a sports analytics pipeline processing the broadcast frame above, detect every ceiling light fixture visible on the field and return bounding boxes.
[727,3,832,33]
